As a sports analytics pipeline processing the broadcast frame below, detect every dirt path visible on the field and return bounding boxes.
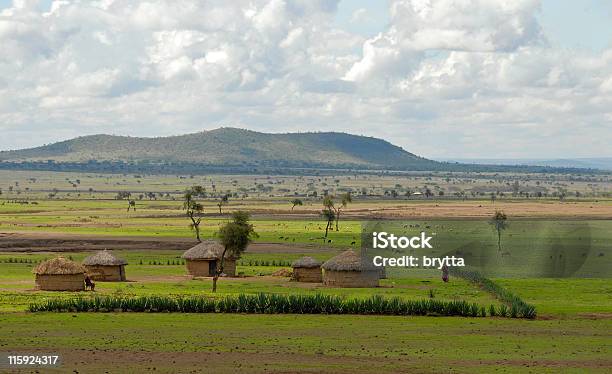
[0,232,330,253]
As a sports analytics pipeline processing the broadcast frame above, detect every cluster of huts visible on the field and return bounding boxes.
[33,241,381,291]
[292,251,380,287]
[33,250,128,291]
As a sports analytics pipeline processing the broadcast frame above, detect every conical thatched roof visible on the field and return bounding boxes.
[292,256,322,268]
[321,250,377,272]
[33,257,86,275]
[181,241,237,260]
[83,250,127,266]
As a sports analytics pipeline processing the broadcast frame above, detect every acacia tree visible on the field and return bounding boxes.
[290,198,303,210]
[214,211,257,292]
[217,195,229,214]
[322,196,335,242]
[334,192,352,231]
[490,210,508,252]
[183,186,205,242]
[127,200,136,212]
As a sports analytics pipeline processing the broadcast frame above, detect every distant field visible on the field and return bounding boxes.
[1,169,610,201]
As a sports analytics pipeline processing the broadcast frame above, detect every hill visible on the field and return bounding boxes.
[0,128,438,170]
[0,128,600,174]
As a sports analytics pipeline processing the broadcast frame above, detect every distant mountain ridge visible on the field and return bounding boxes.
[442,158,612,171]
[0,128,439,170]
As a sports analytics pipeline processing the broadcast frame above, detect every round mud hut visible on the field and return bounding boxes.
[321,250,379,288]
[182,241,237,277]
[33,257,86,291]
[291,256,322,282]
[83,250,127,281]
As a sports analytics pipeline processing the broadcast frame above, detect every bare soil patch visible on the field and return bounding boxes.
[0,232,327,254]
[4,348,400,374]
[577,312,612,320]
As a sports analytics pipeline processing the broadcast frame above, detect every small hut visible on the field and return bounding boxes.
[83,250,127,281]
[321,250,379,288]
[33,257,86,291]
[291,256,322,282]
[182,241,237,277]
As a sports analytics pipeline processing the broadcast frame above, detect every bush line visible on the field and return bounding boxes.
[450,268,536,319]
[29,293,528,318]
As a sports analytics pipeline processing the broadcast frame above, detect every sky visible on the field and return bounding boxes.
[0,0,611,159]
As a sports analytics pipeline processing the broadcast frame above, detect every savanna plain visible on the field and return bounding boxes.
[0,170,611,373]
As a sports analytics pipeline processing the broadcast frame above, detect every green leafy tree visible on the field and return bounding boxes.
[290,198,303,210]
[490,210,508,252]
[214,211,257,292]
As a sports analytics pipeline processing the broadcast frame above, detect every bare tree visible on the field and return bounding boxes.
[322,196,335,242]
[334,192,352,231]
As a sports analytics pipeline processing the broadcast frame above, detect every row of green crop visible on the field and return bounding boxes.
[450,268,536,319]
[237,260,292,267]
[138,260,185,266]
[1,258,287,267]
[28,293,527,318]
[1,257,40,264]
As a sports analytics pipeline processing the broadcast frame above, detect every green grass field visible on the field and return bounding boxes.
[0,171,611,372]
[0,248,610,372]
[0,313,609,373]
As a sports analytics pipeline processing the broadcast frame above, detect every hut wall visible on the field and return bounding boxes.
[186,259,236,277]
[35,274,84,291]
[186,260,213,276]
[85,265,125,281]
[323,270,379,288]
[293,267,322,282]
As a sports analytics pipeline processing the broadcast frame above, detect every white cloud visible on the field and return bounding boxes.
[0,0,610,158]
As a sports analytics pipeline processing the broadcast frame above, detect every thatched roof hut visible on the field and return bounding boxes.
[292,256,321,268]
[83,250,127,281]
[291,256,322,283]
[321,250,379,287]
[33,257,85,291]
[181,241,237,277]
